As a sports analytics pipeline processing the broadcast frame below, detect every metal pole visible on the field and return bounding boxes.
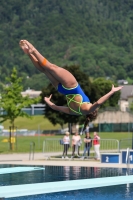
[16,126,18,151]
[132,124,133,150]
[29,143,31,160]
[29,142,35,160]
[99,123,101,135]
[98,114,100,135]
[68,123,71,134]
[9,126,11,150]
[132,132,133,150]
[32,143,34,160]
[128,123,129,139]
[38,125,40,149]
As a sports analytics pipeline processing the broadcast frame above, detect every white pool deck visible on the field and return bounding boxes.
[0,152,132,168]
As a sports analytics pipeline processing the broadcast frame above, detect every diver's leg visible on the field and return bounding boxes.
[27,53,59,88]
[20,40,77,88]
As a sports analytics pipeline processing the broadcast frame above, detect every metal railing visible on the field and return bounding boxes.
[126,148,130,169]
[126,148,131,177]
[29,142,35,160]
[43,138,119,155]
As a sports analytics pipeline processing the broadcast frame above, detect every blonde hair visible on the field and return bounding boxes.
[65,131,70,135]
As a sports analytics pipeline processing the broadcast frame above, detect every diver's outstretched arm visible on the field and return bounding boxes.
[88,85,123,113]
[44,95,71,114]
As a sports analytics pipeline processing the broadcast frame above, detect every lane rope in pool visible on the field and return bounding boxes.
[0,175,133,198]
[0,167,45,174]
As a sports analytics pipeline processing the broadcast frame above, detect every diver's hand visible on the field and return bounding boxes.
[111,84,123,93]
[44,94,52,105]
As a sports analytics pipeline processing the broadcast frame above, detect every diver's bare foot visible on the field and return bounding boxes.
[23,40,36,54]
[19,40,30,54]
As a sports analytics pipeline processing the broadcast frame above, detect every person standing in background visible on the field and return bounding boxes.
[93,132,100,160]
[82,132,92,159]
[71,132,81,158]
[62,132,70,159]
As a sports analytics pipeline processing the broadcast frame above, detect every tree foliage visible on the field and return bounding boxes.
[0,68,40,127]
[1,0,133,89]
[130,102,133,112]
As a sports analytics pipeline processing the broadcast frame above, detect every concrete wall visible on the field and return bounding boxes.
[94,111,133,123]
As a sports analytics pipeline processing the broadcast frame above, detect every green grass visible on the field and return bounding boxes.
[0,135,58,153]
[98,132,131,140]
[2,116,62,130]
[0,132,132,154]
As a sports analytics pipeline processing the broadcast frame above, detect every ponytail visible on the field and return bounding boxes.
[83,117,90,132]
[83,110,98,132]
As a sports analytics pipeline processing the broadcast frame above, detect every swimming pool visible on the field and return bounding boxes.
[0,165,133,200]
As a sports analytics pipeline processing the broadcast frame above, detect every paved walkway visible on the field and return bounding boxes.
[0,152,46,161]
[0,152,132,168]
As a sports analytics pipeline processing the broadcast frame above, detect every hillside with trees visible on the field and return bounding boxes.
[1,0,133,90]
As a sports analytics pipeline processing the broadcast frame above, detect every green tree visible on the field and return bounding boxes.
[0,68,40,149]
[23,73,50,90]
[130,102,133,112]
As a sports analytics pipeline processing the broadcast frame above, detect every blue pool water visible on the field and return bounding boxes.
[0,165,133,200]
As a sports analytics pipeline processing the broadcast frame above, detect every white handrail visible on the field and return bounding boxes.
[126,148,130,170]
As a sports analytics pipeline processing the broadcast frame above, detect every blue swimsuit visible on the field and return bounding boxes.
[57,83,90,115]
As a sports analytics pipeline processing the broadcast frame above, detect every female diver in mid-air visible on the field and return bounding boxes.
[19,40,123,130]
